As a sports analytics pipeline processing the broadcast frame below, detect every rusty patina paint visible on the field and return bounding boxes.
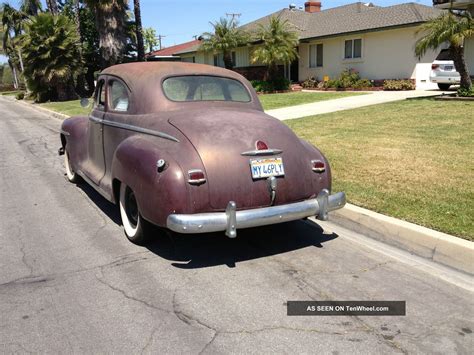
[60,62,331,227]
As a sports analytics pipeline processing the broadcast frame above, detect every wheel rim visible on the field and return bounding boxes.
[65,151,75,179]
[125,188,139,228]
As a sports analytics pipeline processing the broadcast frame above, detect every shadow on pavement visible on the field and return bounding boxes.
[75,179,338,269]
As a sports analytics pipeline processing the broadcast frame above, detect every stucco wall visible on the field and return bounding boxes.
[299,26,438,85]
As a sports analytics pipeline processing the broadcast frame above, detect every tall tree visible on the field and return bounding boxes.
[251,16,299,81]
[46,0,59,14]
[416,11,473,91]
[1,3,24,87]
[200,17,248,69]
[143,27,158,53]
[20,0,41,16]
[85,0,128,69]
[133,0,144,61]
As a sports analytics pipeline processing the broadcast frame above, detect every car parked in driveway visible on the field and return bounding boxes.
[59,62,346,244]
[430,49,461,90]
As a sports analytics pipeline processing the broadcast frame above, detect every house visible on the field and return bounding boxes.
[145,39,202,62]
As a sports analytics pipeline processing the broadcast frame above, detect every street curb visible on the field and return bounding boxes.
[1,96,70,120]
[330,204,474,275]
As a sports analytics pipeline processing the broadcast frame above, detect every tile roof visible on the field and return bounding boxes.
[146,39,202,57]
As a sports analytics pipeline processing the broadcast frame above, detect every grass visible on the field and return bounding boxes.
[259,91,367,110]
[1,90,22,96]
[40,99,90,116]
[286,99,474,240]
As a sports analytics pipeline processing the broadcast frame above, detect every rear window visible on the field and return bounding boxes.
[163,75,251,102]
[436,49,453,61]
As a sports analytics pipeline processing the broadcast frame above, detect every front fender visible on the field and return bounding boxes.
[60,116,89,171]
[111,136,190,226]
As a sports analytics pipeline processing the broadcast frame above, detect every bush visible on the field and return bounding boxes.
[302,76,319,89]
[321,69,373,89]
[250,77,291,93]
[339,68,361,88]
[383,79,416,91]
[457,87,474,97]
[16,92,25,100]
[352,79,373,89]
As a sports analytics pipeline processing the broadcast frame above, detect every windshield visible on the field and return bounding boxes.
[163,75,251,103]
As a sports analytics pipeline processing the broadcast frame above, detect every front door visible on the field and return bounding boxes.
[85,78,106,185]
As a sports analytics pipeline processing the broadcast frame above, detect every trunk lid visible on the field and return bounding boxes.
[169,108,315,210]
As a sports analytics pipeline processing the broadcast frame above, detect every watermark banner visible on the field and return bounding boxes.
[287,301,406,316]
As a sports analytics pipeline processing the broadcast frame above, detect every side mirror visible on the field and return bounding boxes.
[80,98,90,108]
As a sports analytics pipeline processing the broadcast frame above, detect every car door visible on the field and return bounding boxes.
[86,77,107,185]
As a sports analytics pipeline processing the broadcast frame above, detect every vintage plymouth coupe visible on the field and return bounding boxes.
[59,62,346,244]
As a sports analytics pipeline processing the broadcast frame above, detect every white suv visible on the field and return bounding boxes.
[430,49,460,90]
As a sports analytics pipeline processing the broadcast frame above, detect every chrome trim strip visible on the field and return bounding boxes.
[241,148,283,156]
[60,129,70,136]
[166,190,346,235]
[101,119,180,143]
[89,115,102,124]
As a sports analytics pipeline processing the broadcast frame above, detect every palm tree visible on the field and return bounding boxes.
[251,16,299,81]
[45,0,59,15]
[1,3,24,87]
[21,13,83,101]
[416,12,473,90]
[133,0,144,61]
[85,0,128,69]
[20,0,41,16]
[200,17,248,69]
[143,27,158,53]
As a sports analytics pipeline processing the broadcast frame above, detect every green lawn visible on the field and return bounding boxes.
[286,99,474,240]
[259,91,367,110]
[40,99,90,116]
[1,90,22,96]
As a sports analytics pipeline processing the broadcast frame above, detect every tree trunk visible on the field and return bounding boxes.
[93,1,128,69]
[134,0,145,61]
[72,0,88,97]
[10,62,19,89]
[223,51,233,69]
[46,0,59,15]
[450,45,472,90]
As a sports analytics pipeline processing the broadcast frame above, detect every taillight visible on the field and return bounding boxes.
[188,169,206,185]
[311,160,325,173]
[431,64,439,70]
[255,140,268,150]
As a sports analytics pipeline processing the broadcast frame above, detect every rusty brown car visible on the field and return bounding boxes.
[58,62,346,244]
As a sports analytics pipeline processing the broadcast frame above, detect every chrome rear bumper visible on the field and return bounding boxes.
[166,189,346,238]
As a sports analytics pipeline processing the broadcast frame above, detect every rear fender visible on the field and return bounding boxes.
[299,139,332,193]
[111,136,189,226]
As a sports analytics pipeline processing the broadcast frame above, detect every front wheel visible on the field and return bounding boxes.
[438,83,451,90]
[119,183,150,244]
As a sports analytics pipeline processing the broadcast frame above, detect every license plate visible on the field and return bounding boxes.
[444,66,454,71]
[250,157,285,179]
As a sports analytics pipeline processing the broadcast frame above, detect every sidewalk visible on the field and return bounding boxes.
[265,90,446,120]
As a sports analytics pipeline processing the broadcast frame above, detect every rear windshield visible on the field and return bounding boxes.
[163,75,251,102]
[436,49,453,61]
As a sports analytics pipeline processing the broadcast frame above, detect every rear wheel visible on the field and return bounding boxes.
[438,83,451,90]
[64,150,79,183]
[119,183,150,244]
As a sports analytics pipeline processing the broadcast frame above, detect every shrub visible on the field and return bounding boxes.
[352,79,373,89]
[383,79,416,91]
[325,79,343,89]
[16,92,25,100]
[457,87,474,97]
[302,76,319,89]
[251,77,290,93]
[339,68,361,88]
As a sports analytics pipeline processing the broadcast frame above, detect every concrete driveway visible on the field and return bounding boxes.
[0,97,472,354]
[266,90,449,120]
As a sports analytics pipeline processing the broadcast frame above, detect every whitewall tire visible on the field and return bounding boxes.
[119,183,149,244]
[64,150,79,183]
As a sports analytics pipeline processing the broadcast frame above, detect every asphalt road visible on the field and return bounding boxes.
[0,96,473,354]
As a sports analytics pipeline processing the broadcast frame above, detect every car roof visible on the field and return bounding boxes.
[101,62,246,90]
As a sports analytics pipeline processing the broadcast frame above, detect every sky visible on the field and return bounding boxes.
[1,0,433,64]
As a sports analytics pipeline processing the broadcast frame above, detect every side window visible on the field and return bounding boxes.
[109,80,130,112]
[95,79,106,109]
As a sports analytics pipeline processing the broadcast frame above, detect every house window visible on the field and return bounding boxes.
[309,43,323,68]
[232,51,237,67]
[344,39,362,59]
